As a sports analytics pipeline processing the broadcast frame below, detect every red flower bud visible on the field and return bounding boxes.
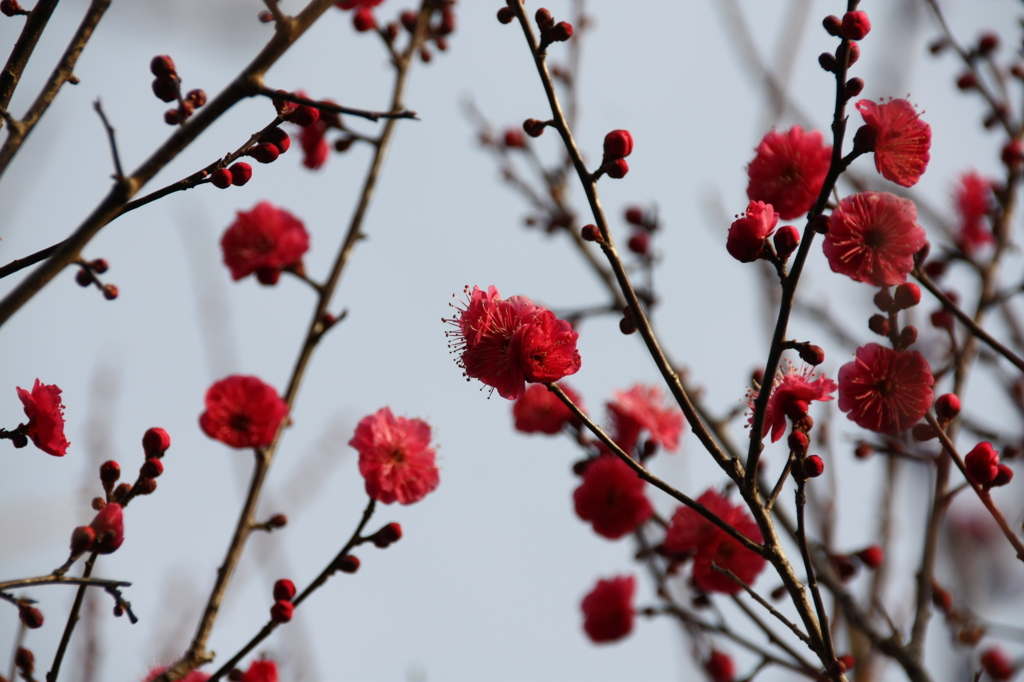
[186,89,207,108]
[822,15,842,36]
[371,522,403,548]
[854,443,872,459]
[912,423,936,441]
[141,458,163,479]
[263,127,291,154]
[978,33,999,55]
[289,105,320,128]
[70,525,95,556]
[267,513,288,529]
[624,206,645,226]
[1001,140,1024,168]
[100,460,121,485]
[0,0,27,16]
[14,645,34,671]
[142,428,171,459]
[627,230,649,256]
[503,128,526,149]
[818,52,837,73]
[210,169,233,189]
[150,55,176,79]
[935,393,961,421]
[868,314,890,337]
[993,464,1014,487]
[581,224,601,242]
[229,162,253,186]
[273,578,296,602]
[893,283,921,310]
[550,21,573,42]
[135,478,157,495]
[857,545,884,568]
[803,455,824,478]
[535,7,554,30]
[845,77,864,99]
[799,344,825,366]
[522,118,547,138]
[605,158,629,179]
[151,77,178,103]
[75,268,93,287]
[810,214,831,234]
[163,109,181,126]
[90,502,124,554]
[930,309,954,331]
[965,442,1000,486]
[788,431,809,455]
[852,124,877,153]
[603,129,633,159]
[352,6,376,32]
[102,284,119,301]
[250,143,281,164]
[773,224,800,259]
[899,325,918,349]
[846,42,861,66]
[840,11,871,40]
[956,72,977,90]
[496,6,514,24]
[270,599,294,623]
[337,555,361,573]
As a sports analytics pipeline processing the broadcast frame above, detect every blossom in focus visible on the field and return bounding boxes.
[445,286,581,400]
[512,383,582,434]
[349,407,439,505]
[220,202,310,284]
[580,575,636,643]
[607,384,684,454]
[573,455,652,540]
[240,659,279,682]
[664,489,766,594]
[199,375,289,449]
[746,126,831,220]
[16,379,69,456]
[726,200,779,263]
[837,344,934,436]
[954,171,995,255]
[822,191,926,287]
[855,98,931,187]
[750,362,837,442]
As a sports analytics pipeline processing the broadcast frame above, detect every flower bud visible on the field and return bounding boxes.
[852,124,877,153]
[624,206,645,226]
[352,6,376,32]
[496,6,514,24]
[100,460,121,485]
[581,224,601,242]
[550,21,573,42]
[249,143,281,164]
[18,606,43,630]
[992,464,1014,487]
[535,8,554,30]
[70,526,95,556]
[627,230,649,256]
[965,442,1000,486]
[102,284,119,301]
[289,105,320,128]
[956,72,977,90]
[854,443,872,459]
[798,344,825,366]
[186,89,207,108]
[602,129,633,159]
[893,283,921,310]
[229,162,253,186]
[270,599,294,623]
[935,393,961,421]
[151,77,178,103]
[840,11,871,40]
[857,545,884,568]
[822,15,842,36]
[143,427,171,458]
[262,127,291,154]
[76,268,93,287]
[337,555,361,573]
[912,423,936,441]
[141,458,164,479]
[803,455,824,478]
[605,158,629,179]
[90,502,125,554]
[868,314,890,337]
[135,478,157,495]
[846,41,861,65]
[210,169,233,189]
[818,52,837,72]
[930,309,954,331]
[773,224,800,259]
[522,118,547,137]
[371,522,403,548]
[163,108,181,126]
[978,33,999,55]
[788,431,809,456]
[503,129,526,149]
[810,214,831,234]
[273,579,296,602]
[150,55,176,79]
[844,77,864,99]
[267,513,288,529]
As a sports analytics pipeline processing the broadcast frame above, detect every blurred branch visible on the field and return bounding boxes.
[0,0,60,117]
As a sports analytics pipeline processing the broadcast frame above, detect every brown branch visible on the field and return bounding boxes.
[0,0,61,116]
[0,0,339,328]
[0,241,62,280]
[0,0,112,180]
[714,567,812,647]
[92,99,123,179]
[0,576,128,592]
[44,553,96,682]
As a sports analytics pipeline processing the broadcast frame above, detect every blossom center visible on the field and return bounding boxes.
[863,227,886,249]
[230,413,251,433]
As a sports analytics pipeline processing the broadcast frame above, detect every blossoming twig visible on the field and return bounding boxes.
[205,498,378,682]
[256,87,418,121]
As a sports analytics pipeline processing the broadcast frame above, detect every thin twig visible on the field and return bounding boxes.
[0,0,61,117]
[45,553,97,682]
[256,87,418,121]
[92,99,123,179]
[715,567,812,647]
[0,241,63,280]
[793,475,839,674]
[206,498,377,682]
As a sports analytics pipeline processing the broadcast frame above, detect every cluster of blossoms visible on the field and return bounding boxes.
[446,285,581,400]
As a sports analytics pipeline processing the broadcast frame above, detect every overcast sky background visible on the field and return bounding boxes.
[1,1,1022,680]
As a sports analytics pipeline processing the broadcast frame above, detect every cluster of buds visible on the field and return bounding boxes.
[367,522,403,548]
[869,283,921,351]
[533,7,573,50]
[74,258,118,301]
[597,129,633,180]
[623,205,659,257]
[270,578,296,623]
[819,12,867,103]
[210,162,254,189]
[249,127,293,165]
[830,545,885,582]
[150,55,206,126]
[13,647,35,681]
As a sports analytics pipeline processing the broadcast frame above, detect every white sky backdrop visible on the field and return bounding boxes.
[1,1,1021,680]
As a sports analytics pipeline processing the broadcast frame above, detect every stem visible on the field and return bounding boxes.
[0,0,61,114]
[45,553,96,682]
[793,477,839,678]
